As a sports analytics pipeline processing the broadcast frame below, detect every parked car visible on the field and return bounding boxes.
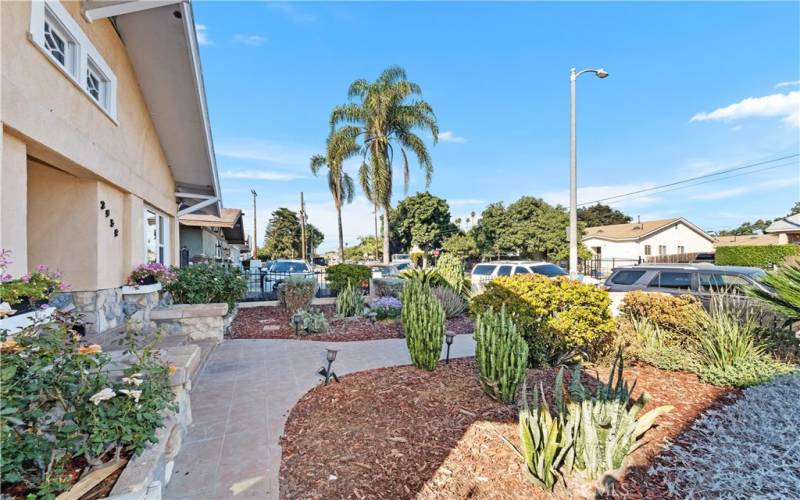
[262,259,314,292]
[369,264,401,279]
[470,261,573,294]
[603,264,771,308]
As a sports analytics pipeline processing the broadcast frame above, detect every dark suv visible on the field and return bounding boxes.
[604,264,772,307]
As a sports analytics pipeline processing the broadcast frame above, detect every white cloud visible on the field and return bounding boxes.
[216,138,318,169]
[775,80,800,88]
[195,24,211,46]
[233,34,266,46]
[691,176,799,201]
[220,169,308,182]
[692,186,750,201]
[266,3,318,24]
[438,131,467,143]
[690,91,800,128]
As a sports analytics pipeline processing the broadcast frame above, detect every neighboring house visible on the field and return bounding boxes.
[1,0,222,332]
[765,214,800,244]
[714,234,780,247]
[583,218,715,272]
[179,208,247,265]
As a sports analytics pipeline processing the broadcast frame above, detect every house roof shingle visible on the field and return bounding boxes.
[583,218,683,241]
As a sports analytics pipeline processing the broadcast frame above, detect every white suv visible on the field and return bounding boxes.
[470,261,568,294]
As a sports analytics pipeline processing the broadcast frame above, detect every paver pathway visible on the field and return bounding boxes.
[164,335,476,500]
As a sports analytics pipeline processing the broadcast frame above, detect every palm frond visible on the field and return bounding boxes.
[397,131,433,187]
[309,154,327,175]
[348,79,369,99]
[330,103,363,130]
[359,161,373,203]
[342,173,356,204]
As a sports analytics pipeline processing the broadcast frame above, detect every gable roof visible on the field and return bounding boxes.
[179,208,245,245]
[583,218,714,243]
[714,234,780,247]
[766,214,800,234]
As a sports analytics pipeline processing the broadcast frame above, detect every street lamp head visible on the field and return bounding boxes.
[595,69,609,79]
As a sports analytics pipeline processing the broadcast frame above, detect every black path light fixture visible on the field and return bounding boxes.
[317,348,340,385]
[444,331,455,364]
[291,312,303,335]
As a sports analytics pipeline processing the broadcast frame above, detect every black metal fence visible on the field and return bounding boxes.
[241,269,333,301]
[580,257,642,279]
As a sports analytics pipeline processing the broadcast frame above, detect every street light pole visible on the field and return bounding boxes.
[569,67,608,277]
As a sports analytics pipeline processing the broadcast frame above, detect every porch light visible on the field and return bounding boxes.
[445,332,455,364]
[317,348,340,385]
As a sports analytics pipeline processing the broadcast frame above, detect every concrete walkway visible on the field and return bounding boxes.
[163,335,476,500]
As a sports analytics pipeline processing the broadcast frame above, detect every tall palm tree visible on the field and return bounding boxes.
[329,66,439,264]
[310,132,358,262]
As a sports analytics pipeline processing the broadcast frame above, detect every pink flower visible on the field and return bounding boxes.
[20,275,30,283]
[36,264,48,272]
[59,283,69,290]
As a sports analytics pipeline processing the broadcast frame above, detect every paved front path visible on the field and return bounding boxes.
[164,335,476,500]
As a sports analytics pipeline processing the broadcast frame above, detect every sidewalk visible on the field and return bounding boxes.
[163,335,476,499]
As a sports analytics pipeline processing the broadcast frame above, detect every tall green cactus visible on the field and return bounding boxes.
[401,279,445,371]
[475,305,529,403]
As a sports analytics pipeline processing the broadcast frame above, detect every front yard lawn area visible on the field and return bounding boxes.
[279,359,738,499]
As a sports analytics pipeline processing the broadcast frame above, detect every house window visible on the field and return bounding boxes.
[144,208,169,265]
[658,245,667,256]
[43,8,77,75]
[29,0,117,119]
[644,245,652,256]
[678,245,685,254]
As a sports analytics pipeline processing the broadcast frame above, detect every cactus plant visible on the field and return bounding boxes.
[475,305,529,403]
[401,279,445,371]
[336,282,365,318]
[431,286,467,319]
[277,275,316,313]
[435,253,467,295]
[292,308,328,334]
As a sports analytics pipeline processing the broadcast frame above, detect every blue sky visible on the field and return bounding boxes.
[193,1,800,252]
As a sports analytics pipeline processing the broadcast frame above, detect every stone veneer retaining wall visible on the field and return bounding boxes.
[50,284,165,334]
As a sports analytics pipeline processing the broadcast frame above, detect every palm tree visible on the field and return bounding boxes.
[329,65,439,264]
[310,132,358,262]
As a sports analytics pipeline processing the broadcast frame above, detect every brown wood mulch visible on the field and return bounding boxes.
[279,359,738,500]
[229,305,474,342]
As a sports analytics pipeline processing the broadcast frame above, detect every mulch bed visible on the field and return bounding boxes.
[279,359,738,499]
[230,305,474,342]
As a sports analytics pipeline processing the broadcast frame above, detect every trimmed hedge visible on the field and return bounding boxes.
[325,264,371,294]
[715,244,798,269]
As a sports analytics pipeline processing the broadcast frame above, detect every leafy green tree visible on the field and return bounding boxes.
[788,202,800,217]
[391,192,456,254]
[344,235,382,261]
[577,203,632,227]
[262,208,324,259]
[442,233,479,260]
[310,132,358,263]
[472,197,588,260]
[330,66,439,264]
[718,219,773,236]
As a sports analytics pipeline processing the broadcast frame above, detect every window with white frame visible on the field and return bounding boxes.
[658,245,667,256]
[144,208,170,265]
[29,0,118,119]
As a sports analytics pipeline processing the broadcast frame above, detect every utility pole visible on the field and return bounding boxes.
[300,191,307,262]
[250,189,257,260]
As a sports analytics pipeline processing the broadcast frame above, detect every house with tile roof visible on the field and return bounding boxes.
[582,218,715,267]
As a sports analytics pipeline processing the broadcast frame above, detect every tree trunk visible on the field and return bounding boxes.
[382,208,391,265]
[337,205,345,263]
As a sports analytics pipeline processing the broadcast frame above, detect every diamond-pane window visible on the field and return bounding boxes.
[87,70,100,100]
[44,21,66,65]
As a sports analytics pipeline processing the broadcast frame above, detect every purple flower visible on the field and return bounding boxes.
[369,296,401,309]
[40,303,50,310]
[21,274,30,283]
[36,264,48,272]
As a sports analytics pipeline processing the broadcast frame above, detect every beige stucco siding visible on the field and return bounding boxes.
[1,0,176,216]
[584,222,715,261]
[0,133,29,276]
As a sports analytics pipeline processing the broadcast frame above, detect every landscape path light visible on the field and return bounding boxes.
[317,348,340,384]
[445,331,455,364]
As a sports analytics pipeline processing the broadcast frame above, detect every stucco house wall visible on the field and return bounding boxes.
[1,0,188,333]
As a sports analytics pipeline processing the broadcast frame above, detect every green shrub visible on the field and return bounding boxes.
[435,253,467,295]
[746,262,800,324]
[625,317,699,372]
[715,244,799,269]
[470,275,615,366]
[401,280,445,371]
[292,308,328,334]
[278,275,316,313]
[336,284,365,318]
[619,290,702,336]
[431,285,467,318]
[166,264,246,310]
[0,319,175,497]
[398,266,444,287]
[475,305,529,403]
[326,264,371,294]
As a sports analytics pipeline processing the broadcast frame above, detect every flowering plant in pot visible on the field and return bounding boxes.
[0,251,68,316]
[127,263,177,287]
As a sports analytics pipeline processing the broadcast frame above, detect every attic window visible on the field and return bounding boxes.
[29,0,118,120]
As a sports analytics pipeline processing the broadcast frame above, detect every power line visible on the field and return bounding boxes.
[579,153,799,206]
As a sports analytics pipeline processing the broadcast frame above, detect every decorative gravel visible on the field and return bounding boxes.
[647,372,800,499]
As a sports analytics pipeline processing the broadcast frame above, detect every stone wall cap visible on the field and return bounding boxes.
[150,303,229,320]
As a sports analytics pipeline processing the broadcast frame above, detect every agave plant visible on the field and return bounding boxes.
[397,266,443,287]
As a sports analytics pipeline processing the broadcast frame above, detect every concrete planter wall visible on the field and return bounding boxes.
[151,303,230,343]
[0,306,55,334]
